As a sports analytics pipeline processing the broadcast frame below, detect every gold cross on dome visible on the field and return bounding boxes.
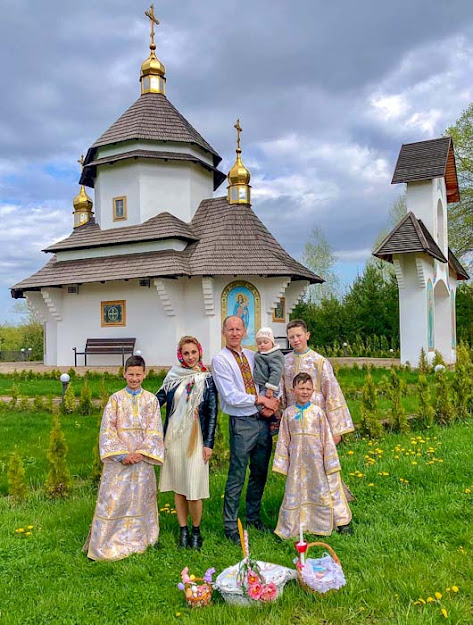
[145,4,160,47]
[234,119,242,150]
[77,154,85,170]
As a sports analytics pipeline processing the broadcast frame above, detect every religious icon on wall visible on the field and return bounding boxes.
[272,297,286,323]
[427,280,434,351]
[101,300,126,327]
[221,281,261,348]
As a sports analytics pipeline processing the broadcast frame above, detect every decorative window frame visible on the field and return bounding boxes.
[272,297,286,323]
[101,300,126,327]
[113,196,127,221]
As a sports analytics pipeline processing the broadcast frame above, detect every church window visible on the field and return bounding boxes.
[113,196,127,221]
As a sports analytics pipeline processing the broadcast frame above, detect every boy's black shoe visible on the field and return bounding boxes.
[225,531,241,545]
[247,519,272,533]
[190,526,203,550]
[178,525,189,548]
[336,523,353,535]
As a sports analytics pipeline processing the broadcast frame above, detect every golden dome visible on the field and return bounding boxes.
[228,150,251,185]
[140,47,166,78]
[73,186,93,212]
[227,119,251,205]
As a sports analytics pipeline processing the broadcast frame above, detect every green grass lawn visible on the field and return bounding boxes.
[1,387,472,624]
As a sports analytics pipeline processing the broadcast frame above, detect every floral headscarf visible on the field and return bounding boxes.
[177,340,209,372]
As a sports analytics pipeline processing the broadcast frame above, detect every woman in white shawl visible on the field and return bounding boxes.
[156,336,218,549]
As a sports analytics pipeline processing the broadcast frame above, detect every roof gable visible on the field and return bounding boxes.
[391,137,460,203]
[373,211,447,263]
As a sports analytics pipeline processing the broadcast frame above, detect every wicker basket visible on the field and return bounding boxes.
[183,578,213,608]
[296,542,344,595]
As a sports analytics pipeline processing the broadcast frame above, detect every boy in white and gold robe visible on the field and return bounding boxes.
[84,356,164,561]
[273,373,351,539]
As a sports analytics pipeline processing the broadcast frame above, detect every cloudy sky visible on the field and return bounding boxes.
[1,0,473,322]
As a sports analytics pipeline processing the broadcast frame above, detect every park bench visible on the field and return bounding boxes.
[73,338,136,366]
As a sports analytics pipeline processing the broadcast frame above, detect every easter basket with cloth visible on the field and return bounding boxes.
[214,520,296,606]
[296,542,346,595]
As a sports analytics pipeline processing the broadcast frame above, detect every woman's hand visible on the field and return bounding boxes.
[202,447,213,463]
[332,435,341,445]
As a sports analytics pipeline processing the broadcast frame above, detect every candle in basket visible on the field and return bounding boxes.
[296,524,308,565]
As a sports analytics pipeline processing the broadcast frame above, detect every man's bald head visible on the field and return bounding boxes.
[222,315,247,350]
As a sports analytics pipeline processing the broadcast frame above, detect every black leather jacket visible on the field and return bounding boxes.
[156,376,218,449]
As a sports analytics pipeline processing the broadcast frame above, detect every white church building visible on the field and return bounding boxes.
[11,9,321,367]
[373,137,469,365]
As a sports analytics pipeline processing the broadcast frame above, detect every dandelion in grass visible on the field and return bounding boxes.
[368,483,374,487]
[426,597,434,602]
[27,525,33,529]
[347,450,354,455]
[435,592,442,600]
[441,607,448,618]
[25,532,31,537]
[452,586,459,593]
[465,489,471,494]
[16,528,25,533]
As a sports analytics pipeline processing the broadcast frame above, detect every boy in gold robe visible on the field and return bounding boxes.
[273,373,352,538]
[84,355,164,561]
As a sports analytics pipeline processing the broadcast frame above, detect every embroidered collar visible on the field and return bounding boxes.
[294,348,311,356]
[125,387,142,397]
[295,401,311,422]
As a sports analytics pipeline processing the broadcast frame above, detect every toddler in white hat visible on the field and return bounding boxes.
[254,327,285,434]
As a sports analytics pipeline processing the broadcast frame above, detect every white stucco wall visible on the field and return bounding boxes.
[24,275,306,367]
[396,253,456,366]
[96,140,215,167]
[94,159,213,230]
[406,177,448,259]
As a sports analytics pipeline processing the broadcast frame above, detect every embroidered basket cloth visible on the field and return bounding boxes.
[297,542,346,594]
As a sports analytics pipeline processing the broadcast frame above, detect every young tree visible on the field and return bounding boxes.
[8,449,28,502]
[302,225,341,304]
[45,414,71,498]
[434,370,454,426]
[360,371,383,438]
[416,374,434,428]
[445,104,473,266]
[79,378,93,416]
[387,368,408,433]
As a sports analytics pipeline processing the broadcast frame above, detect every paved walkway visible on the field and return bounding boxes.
[0,357,400,375]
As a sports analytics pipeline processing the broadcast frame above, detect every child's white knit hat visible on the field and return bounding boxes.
[256,327,275,345]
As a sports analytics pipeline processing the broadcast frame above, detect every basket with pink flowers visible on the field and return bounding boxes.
[177,566,215,608]
[214,520,296,606]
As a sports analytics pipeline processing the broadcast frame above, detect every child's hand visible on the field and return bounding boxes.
[333,435,341,445]
[202,447,213,463]
[266,389,274,399]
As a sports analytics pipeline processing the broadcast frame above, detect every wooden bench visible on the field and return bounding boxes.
[73,338,136,366]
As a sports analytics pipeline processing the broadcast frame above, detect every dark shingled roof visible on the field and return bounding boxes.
[392,137,460,203]
[448,248,470,281]
[188,197,322,283]
[80,93,222,189]
[11,250,191,295]
[12,198,322,296]
[83,149,226,192]
[43,212,197,253]
[373,212,447,263]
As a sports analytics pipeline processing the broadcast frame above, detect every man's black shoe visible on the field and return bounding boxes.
[247,519,272,532]
[225,531,241,545]
[336,523,354,535]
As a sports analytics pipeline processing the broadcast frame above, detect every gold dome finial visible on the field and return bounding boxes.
[228,118,251,205]
[73,155,94,228]
[140,4,166,95]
